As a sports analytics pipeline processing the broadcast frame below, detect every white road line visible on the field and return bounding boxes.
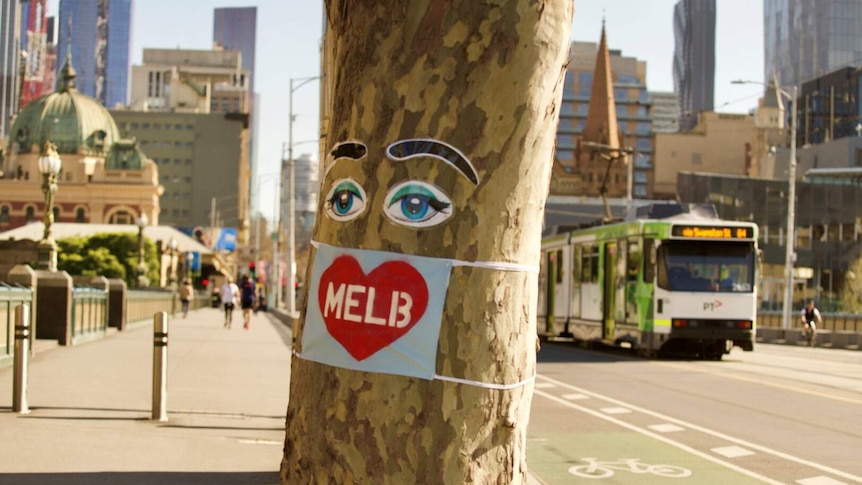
[561,393,589,400]
[535,374,862,484]
[600,407,632,415]
[533,389,784,485]
[712,446,756,458]
[649,423,686,433]
[797,477,850,485]
[534,382,557,389]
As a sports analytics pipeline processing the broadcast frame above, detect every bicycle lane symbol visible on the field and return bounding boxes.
[568,457,692,479]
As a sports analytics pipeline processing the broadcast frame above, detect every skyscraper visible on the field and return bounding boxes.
[57,0,132,108]
[0,0,23,137]
[213,7,256,107]
[765,0,862,88]
[213,7,258,216]
[673,0,716,132]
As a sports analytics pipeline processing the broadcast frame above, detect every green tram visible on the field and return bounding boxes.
[538,209,759,360]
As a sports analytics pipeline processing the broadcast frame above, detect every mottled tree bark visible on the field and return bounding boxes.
[281,2,572,483]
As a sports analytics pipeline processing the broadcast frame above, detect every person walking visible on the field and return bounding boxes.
[800,299,822,347]
[220,277,240,328]
[179,279,194,318]
[239,274,257,330]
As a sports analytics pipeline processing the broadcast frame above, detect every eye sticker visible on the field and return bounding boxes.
[324,178,367,221]
[386,138,479,185]
[383,181,453,228]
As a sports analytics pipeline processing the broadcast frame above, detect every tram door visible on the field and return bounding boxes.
[602,242,617,341]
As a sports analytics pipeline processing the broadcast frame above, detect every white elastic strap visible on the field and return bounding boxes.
[310,240,539,274]
[433,373,536,390]
[293,350,535,390]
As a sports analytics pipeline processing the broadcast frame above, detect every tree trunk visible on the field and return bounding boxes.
[281,2,572,483]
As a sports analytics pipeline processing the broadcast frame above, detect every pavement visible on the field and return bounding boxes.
[0,306,291,485]
[0,306,545,485]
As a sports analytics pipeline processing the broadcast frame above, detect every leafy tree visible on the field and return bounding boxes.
[281,2,573,483]
[57,232,159,286]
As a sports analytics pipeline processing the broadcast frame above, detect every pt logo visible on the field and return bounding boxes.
[703,300,723,311]
[318,255,429,361]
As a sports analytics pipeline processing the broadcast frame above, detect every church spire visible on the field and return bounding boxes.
[581,21,620,148]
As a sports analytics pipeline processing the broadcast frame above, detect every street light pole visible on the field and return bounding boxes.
[285,75,319,318]
[136,213,149,288]
[733,79,797,329]
[782,85,798,330]
[37,141,62,272]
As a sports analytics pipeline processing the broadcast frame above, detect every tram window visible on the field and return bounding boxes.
[627,239,641,281]
[643,239,656,282]
[581,246,599,283]
[657,241,755,293]
[555,249,564,283]
[571,246,582,283]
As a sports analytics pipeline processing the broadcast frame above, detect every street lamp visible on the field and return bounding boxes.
[280,75,319,317]
[136,213,149,288]
[37,141,62,271]
[167,237,178,288]
[185,251,194,284]
[734,79,798,329]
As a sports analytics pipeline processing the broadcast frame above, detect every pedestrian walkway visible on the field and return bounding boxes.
[0,306,292,485]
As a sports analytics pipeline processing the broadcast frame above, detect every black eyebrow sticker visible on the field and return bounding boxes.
[330,141,367,160]
[386,138,479,185]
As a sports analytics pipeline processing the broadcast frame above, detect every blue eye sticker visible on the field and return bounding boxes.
[383,181,453,228]
[324,178,367,221]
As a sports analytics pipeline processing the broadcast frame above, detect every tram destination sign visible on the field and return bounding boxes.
[671,225,753,240]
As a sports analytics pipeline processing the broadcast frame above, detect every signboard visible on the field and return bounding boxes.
[671,225,753,240]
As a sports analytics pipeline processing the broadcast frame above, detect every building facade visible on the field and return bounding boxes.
[57,0,132,108]
[673,0,716,132]
[128,48,249,114]
[649,91,681,134]
[653,111,755,198]
[764,0,862,88]
[110,110,249,233]
[551,30,654,200]
[122,47,251,241]
[1,56,161,231]
[0,0,23,138]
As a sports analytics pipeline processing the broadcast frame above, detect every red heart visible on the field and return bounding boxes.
[317,255,429,361]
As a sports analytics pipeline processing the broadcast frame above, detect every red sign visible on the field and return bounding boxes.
[317,255,429,361]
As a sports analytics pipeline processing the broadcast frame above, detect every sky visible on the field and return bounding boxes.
[47,1,765,225]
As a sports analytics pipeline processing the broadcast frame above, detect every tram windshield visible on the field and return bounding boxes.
[657,241,755,293]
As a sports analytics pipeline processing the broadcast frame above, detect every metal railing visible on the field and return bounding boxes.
[71,286,109,344]
[757,311,862,333]
[126,289,210,325]
[0,283,34,365]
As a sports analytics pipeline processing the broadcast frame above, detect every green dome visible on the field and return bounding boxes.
[9,55,120,156]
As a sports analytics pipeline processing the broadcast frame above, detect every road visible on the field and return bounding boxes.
[527,342,862,484]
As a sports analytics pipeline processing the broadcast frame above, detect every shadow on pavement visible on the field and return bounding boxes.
[0,471,279,485]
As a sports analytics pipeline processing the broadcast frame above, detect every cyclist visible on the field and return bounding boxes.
[800,300,821,347]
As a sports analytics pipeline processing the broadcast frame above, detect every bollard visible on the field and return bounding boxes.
[152,311,169,421]
[13,304,30,414]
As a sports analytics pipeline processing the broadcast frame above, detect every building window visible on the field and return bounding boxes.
[109,211,134,224]
[0,205,9,223]
[25,206,35,223]
[76,208,86,222]
[53,207,60,222]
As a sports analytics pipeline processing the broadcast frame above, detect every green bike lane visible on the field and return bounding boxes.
[524,375,844,485]
[525,395,771,484]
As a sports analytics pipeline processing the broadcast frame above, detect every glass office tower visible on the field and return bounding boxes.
[57,0,132,107]
[764,0,862,87]
[213,7,256,107]
[672,0,716,132]
[0,0,22,137]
